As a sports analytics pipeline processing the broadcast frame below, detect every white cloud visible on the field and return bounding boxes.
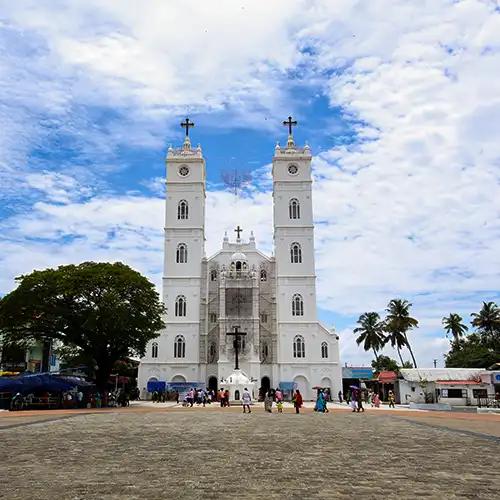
[1,1,499,369]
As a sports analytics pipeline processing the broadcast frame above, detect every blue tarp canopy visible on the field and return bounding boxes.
[279,382,297,391]
[147,381,166,393]
[0,373,92,394]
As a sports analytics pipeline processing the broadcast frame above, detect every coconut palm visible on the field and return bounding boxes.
[384,299,419,368]
[442,313,468,343]
[471,302,500,336]
[353,312,385,362]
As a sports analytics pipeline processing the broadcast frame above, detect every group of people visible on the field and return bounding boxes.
[337,388,395,411]
[181,388,218,407]
[262,388,303,413]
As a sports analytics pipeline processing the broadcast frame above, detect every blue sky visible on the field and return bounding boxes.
[1,0,499,367]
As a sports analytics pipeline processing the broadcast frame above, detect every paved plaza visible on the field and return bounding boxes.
[1,405,499,499]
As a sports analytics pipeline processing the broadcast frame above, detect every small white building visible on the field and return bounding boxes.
[398,368,493,406]
[138,127,342,400]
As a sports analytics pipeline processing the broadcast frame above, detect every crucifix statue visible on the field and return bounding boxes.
[226,325,247,370]
[180,117,195,137]
[234,225,243,240]
[283,115,298,136]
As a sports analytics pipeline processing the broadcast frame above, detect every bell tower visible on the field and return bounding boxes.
[272,118,317,326]
[162,118,206,376]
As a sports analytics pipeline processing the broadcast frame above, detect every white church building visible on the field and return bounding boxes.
[138,121,341,400]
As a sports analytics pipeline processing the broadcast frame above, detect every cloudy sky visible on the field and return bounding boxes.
[1,0,499,367]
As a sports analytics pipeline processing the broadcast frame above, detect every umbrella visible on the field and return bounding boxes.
[349,385,359,390]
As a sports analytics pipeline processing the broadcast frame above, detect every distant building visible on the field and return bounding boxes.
[398,368,496,406]
[0,340,59,374]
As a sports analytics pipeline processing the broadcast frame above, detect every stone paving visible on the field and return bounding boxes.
[1,406,500,499]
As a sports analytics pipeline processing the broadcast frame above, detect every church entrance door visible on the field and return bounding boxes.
[261,376,270,393]
[208,376,218,392]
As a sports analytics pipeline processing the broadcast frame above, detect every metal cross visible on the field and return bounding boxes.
[226,325,247,370]
[234,225,243,239]
[283,116,298,135]
[180,117,195,137]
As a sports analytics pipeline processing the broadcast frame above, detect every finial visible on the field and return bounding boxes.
[287,134,295,148]
[249,230,255,242]
[223,231,228,242]
[275,141,281,150]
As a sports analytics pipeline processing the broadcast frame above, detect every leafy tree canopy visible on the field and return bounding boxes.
[0,262,165,390]
[445,302,500,368]
[371,355,400,373]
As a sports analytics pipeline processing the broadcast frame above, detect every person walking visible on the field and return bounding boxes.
[242,388,252,413]
[338,390,343,404]
[388,390,396,408]
[293,389,303,414]
[224,389,230,407]
[373,392,381,408]
[356,389,365,413]
[275,388,283,404]
[264,390,273,413]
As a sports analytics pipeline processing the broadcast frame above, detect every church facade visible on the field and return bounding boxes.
[138,125,341,400]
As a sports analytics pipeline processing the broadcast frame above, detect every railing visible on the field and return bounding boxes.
[477,395,500,408]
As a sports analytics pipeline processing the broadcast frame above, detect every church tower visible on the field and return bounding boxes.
[161,119,205,381]
[273,119,317,325]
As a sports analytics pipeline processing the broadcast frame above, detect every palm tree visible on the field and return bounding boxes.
[385,299,419,368]
[353,312,385,361]
[471,302,500,336]
[442,313,468,343]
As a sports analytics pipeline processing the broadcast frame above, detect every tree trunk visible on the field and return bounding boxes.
[95,363,113,397]
[372,348,379,362]
[396,347,405,366]
[403,333,418,368]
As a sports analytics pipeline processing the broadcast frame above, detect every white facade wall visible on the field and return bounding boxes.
[138,135,342,400]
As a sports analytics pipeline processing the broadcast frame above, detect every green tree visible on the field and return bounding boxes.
[471,301,500,339]
[371,355,399,373]
[384,298,419,368]
[445,334,499,368]
[442,313,468,343]
[0,262,165,392]
[353,312,385,361]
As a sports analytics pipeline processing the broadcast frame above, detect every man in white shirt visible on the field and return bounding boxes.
[242,388,252,413]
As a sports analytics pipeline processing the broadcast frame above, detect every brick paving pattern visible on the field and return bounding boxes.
[1,407,499,499]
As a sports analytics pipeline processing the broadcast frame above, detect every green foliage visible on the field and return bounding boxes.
[0,262,165,389]
[442,313,468,343]
[445,302,500,368]
[384,298,419,368]
[371,355,399,373]
[353,312,385,360]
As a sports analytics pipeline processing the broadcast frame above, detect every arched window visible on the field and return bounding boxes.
[293,335,305,358]
[151,342,158,358]
[260,269,267,281]
[292,294,304,316]
[210,269,217,281]
[174,335,186,358]
[176,243,187,263]
[321,342,328,359]
[290,242,302,263]
[175,295,186,317]
[289,198,300,219]
[177,200,188,220]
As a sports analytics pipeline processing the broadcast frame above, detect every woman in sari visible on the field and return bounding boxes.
[314,390,326,412]
[264,390,273,413]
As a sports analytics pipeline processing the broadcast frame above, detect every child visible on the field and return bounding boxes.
[277,400,283,413]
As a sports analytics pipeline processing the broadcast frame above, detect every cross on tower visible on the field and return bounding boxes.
[180,117,195,137]
[226,325,247,370]
[283,115,298,136]
[234,225,243,239]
